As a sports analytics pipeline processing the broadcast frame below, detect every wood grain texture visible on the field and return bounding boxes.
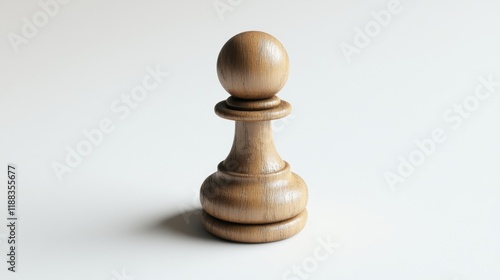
[200,122,308,223]
[200,31,308,243]
[217,31,290,100]
[215,99,291,122]
[201,210,307,243]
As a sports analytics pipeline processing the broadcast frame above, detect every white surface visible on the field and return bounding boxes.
[1,0,500,279]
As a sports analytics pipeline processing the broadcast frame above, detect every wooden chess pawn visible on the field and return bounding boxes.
[200,31,308,243]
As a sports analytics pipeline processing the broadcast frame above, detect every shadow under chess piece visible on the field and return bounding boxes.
[200,31,308,243]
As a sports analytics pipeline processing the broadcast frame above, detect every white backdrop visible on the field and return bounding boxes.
[1,0,499,279]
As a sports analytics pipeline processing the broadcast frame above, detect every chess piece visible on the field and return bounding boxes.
[200,31,308,243]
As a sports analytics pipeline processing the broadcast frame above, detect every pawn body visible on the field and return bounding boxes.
[200,31,308,243]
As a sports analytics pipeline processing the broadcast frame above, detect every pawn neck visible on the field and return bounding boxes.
[222,121,285,175]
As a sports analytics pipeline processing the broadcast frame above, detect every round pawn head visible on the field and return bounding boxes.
[217,31,290,100]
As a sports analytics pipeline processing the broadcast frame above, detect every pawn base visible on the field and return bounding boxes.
[201,210,307,243]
